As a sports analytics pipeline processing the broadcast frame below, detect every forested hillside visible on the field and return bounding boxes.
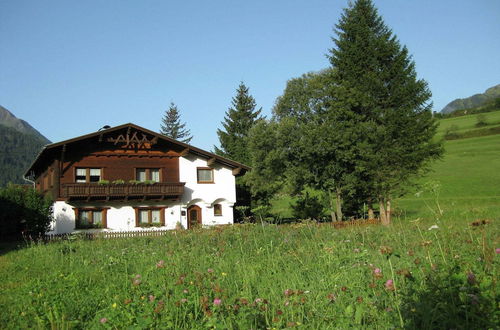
[0,106,50,186]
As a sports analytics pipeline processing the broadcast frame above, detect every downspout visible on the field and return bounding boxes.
[23,172,36,189]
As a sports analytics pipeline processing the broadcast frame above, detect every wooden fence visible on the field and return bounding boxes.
[332,218,380,229]
[45,229,171,241]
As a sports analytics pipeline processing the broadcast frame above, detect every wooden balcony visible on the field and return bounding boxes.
[61,182,185,201]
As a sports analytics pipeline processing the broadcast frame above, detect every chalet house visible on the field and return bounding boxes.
[24,123,249,234]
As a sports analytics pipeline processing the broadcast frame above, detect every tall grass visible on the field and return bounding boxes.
[1,216,498,328]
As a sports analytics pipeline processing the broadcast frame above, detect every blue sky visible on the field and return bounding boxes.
[1,0,499,151]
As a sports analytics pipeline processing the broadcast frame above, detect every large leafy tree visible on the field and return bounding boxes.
[160,102,193,144]
[262,69,370,221]
[215,82,262,165]
[328,0,443,224]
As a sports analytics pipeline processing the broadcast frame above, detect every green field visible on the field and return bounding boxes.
[0,219,498,329]
[0,111,499,328]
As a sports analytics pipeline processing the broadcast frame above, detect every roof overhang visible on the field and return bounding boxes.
[24,123,251,179]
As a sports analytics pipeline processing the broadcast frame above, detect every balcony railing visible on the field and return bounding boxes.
[61,182,185,200]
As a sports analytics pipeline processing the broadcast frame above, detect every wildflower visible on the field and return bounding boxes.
[207,268,214,273]
[180,298,187,303]
[467,272,476,285]
[276,309,283,315]
[284,289,294,297]
[353,248,360,253]
[154,300,165,313]
[221,272,227,276]
[420,240,432,247]
[428,224,439,230]
[379,246,393,255]
[133,279,141,286]
[112,303,117,308]
[373,268,383,279]
[341,286,348,292]
[100,318,108,323]
[183,289,189,294]
[396,269,413,279]
[149,295,155,302]
[496,248,500,254]
[385,279,395,291]
[326,293,336,302]
[156,260,165,268]
[254,298,263,304]
[213,298,222,306]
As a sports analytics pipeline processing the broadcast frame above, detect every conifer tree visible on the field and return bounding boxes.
[215,82,262,165]
[160,102,192,144]
[328,0,443,224]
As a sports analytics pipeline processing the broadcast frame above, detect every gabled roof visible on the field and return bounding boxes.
[24,123,250,178]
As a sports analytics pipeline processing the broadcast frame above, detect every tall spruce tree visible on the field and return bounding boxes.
[160,102,193,144]
[328,0,443,224]
[215,82,262,165]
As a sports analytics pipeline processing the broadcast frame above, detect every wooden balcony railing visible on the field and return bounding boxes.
[61,182,185,200]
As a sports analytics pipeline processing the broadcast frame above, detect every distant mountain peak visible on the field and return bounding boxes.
[0,105,50,144]
[441,84,500,114]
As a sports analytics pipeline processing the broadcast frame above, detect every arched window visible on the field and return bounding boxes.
[213,204,222,216]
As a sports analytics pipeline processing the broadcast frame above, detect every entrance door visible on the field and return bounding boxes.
[187,205,202,229]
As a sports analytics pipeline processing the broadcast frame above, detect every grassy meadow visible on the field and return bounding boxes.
[0,111,499,329]
[0,219,498,329]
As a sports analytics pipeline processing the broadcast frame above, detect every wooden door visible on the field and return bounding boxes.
[187,205,202,229]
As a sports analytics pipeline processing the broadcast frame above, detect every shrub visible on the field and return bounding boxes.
[292,191,325,220]
[444,124,461,140]
[112,179,125,184]
[475,114,488,127]
[98,180,110,185]
[0,184,52,239]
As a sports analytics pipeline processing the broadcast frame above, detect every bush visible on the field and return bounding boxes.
[292,191,325,220]
[0,184,52,240]
[475,114,488,127]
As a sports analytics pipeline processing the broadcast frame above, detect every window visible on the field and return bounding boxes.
[136,168,160,182]
[197,168,214,183]
[214,204,222,216]
[74,208,107,229]
[75,168,101,183]
[135,208,164,227]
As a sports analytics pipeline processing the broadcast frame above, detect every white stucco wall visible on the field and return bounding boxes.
[179,155,236,225]
[49,154,237,234]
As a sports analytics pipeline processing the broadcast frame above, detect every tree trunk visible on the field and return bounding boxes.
[386,199,391,224]
[379,199,388,225]
[329,191,337,222]
[367,198,375,219]
[336,189,343,222]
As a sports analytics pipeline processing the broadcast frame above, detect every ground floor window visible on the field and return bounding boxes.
[74,208,108,229]
[214,204,222,216]
[134,207,165,227]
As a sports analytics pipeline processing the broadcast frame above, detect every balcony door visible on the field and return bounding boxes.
[187,205,202,229]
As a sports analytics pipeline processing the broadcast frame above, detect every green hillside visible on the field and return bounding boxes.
[396,112,500,220]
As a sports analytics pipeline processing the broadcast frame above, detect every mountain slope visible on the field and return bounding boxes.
[0,106,50,186]
[441,84,500,114]
[0,105,50,144]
